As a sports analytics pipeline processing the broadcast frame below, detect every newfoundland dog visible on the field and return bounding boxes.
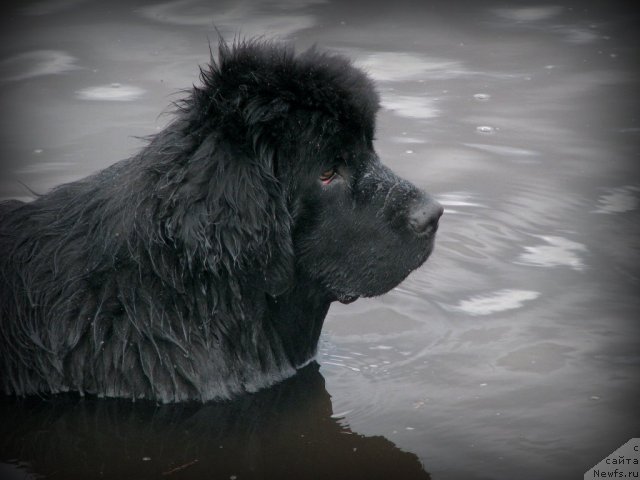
[0,40,443,403]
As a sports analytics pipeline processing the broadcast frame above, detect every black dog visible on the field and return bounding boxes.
[0,40,442,403]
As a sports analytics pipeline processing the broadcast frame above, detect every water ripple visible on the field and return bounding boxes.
[463,143,540,158]
[593,185,640,214]
[136,0,320,36]
[517,235,587,271]
[492,6,563,22]
[447,289,540,316]
[0,50,79,82]
[380,93,440,119]
[75,83,146,101]
[356,52,466,82]
[437,192,486,215]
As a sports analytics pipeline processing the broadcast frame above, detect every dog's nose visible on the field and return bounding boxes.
[408,200,443,235]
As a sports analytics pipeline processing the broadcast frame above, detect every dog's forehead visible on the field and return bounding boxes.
[310,118,373,157]
[216,41,380,124]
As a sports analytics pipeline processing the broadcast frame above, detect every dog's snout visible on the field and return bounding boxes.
[408,200,443,235]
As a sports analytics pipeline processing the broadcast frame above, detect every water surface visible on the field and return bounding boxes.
[1,1,639,479]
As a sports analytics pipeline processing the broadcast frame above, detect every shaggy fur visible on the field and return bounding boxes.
[0,40,442,403]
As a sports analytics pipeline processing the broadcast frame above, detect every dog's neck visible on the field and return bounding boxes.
[266,274,332,369]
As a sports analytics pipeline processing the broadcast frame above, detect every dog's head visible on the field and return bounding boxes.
[162,40,442,303]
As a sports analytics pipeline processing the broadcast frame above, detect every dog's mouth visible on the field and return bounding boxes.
[336,292,359,304]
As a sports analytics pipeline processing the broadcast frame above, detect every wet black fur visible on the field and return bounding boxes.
[0,40,439,403]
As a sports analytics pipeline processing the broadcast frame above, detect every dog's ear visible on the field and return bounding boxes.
[157,41,298,297]
[158,132,294,298]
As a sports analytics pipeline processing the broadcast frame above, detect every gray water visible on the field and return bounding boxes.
[0,1,638,479]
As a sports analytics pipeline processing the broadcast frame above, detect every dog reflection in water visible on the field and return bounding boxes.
[0,363,431,479]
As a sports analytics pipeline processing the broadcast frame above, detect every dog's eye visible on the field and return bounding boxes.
[320,167,337,185]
